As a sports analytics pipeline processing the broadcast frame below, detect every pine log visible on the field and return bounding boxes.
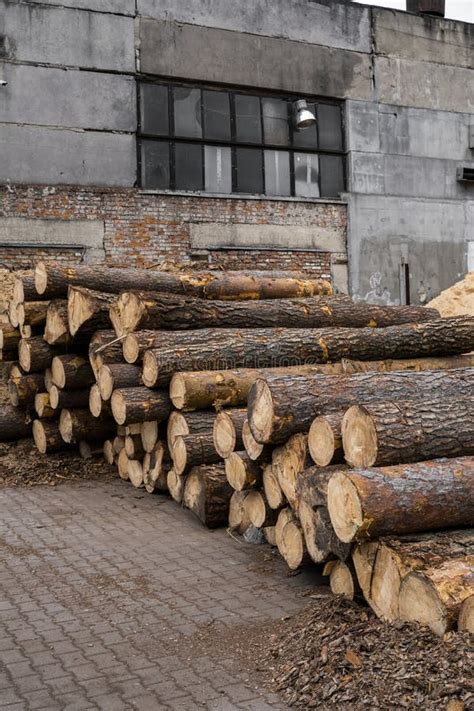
[51,355,95,390]
[228,490,252,534]
[327,560,360,600]
[0,325,21,355]
[34,393,55,419]
[124,434,146,460]
[183,464,233,528]
[103,440,115,465]
[44,369,53,393]
[167,468,185,504]
[273,434,311,509]
[13,274,37,304]
[458,595,474,633]
[141,420,159,454]
[18,337,59,373]
[49,385,91,411]
[32,419,70,453]
[263,463,285,510]
[166,410,217,451]
[79,441,105,460]
[275,508,296,551]
[169,363,346,411]
[213,409,246,459]
[110,387,171,426]
[171,433,221,476]
[342,354,474,374]
[89,384,106,418]
[59,409,116,443]
[117,449,130,480]
[328,457,474,544]
[68,286,117,337]
[97,363,142,401]
[127,459,144,488]
[241,420,272,462]
[342,398,474,468]
[352,529,473,623]
[225,452,263,492]
[243,490,278,529]
[8,370,44,407]
[89,331,124,375]
[203,274,333,300]
[0,405,31,440]
[308,413,344,467]
[248,367,474,444]
[279,519,312,570]
[16,300,49,329]
[143,442,170,494]
[123,329,215,365]
[44,300,70,345]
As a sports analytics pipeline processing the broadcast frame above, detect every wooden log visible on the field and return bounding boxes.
[458,595,474,634]
[143,442,170,494]
[18,337,59,373]
[8,301,20,328]
[169,363,345,411]
[0,404,31,440]
[166,410,217,451]
[16,300,50,329]
[44,368,53,393]
[326,560,360,600]
[0,324,21,354]
[275,508,296,551]
[103,440,115,465]
[49,385,91,411]
[8,370,44,407]
[241,420,272,462]
[328,457,474,543]
[79,441,104,460]
[89,330,124,375]
[51,355,95,390]
[141,420,159,454]
[228,490,252,534]
[117,449,130,480]
[59,409,116,443]
[44,300,70,345]
[32,419,70,453]
[262,463,285,510]
[128,459,144,488]
[124,434,146,460]
[308,413,344,467]
[224,452,262,492]
[183,464,233,528]
[273,433,311,509]
[89,384,105,418]
[278,519,311,570]
[113,435,125,455]
[125,423,142,436]
[352,529,473,623]
[244,491,279,528]
[202,274,333,300]
[97,363,142,401]
[342,398,474,468]
[123,329,215,365]
[110,387,171,426]
[248,367,474,444]
[213,408,246,459]
[13,274,37,303]
[167,468,185,504]
[172,433,221,476]
[34,393,55,419]
[342,354,474,374]
[264,527,277,546]
[68,286,116,337]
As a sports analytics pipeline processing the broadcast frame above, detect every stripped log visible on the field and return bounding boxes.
[0,404,31,440]
[183,464,233,528]
[141,420,159,453]
[18,337,59,373]
[248,367,474,444]
[89,330,124,375]
[59,409,116,443]
[244,490,279,528]
[167,468,185,504]
[34,393,55,419]
[458,595,474,633]
[213,409,246,459]
[172,433,221,476]
[68,287,117,337]
[308,413,344,467]
[110,387,171,426]
[242,420,272,462]
[49,385,90,411]
[263,463,285,510]
[32,420,70,453]
[97,363,142,401]
[228,491,252,535]
[8,370,44,407]
[143,442,170,494]
[342,399,474,468]
[51,355,95,390]
[224,452,262,491]
[166,411,217,451]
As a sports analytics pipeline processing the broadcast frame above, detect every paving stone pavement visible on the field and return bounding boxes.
[0,480,322,710]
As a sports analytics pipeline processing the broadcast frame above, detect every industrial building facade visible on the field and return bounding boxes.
[0,0,472,303]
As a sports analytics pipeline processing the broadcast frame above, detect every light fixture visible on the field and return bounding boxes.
[294,99,316,130]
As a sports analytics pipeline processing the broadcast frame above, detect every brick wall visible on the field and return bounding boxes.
[0,186,347,280]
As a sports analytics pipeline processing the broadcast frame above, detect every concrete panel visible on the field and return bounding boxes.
[346,101,380,154]
[0,125,136,187]
[24,0,135,14]
[137,0,371,53]
[139,19,372,101]
[374,9,474,69]
[190,223,346,253]
[0,64,136,132]
[348,195,469,305]
[0,1,135,72]
[376,57,474,114]
[378,105,474,161]
[0,217,104,253]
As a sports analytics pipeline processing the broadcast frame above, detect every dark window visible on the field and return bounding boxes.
[139,82,345,197]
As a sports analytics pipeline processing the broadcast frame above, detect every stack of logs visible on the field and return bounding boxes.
[1,261,473,638]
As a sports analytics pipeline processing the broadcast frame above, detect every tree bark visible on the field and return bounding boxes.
[342,398,474,468]
[171,433,221,476]
[8,371,45,407]
[166,411,217,451]
[97,363,142,401]
[18,337,60,373]
[59,408,117,443]
[34,393,56,419]
[213,408,246,459]
[110,387,171,426]
[49,385,91,411]
[32,419,71,453]
[224,452,263,491]
[169,362,346,411]
[228,490,252,535]
[88,330,124,376]
[51,354,95,390]
[0,325,21,355]
[183,464,233,528]
[68,286,117,337]
[249,366,474,444]
[343,353,474,374]
[308,413,344,467]
[143,442,171,494]
[244,490,279,528]
[0,405,31,440]
[327,457,474,543]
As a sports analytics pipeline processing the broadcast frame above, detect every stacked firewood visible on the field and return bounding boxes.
[1,261,473,637]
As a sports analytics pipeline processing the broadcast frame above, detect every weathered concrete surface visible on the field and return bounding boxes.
[24,0,135,13]
[0,64,136,132]
[0,1,135,72]
[139,18,373,100]
[138,0,371,53]
[190,222,346,253]
[0,125,136,187]
[0,217,105,262]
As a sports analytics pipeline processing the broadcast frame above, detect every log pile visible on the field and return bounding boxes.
[1,260,473,637]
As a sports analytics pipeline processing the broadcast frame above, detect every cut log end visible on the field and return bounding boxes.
[128,460,144,488]
[141,420,159,453]
[213,411,237,459]
[342,405,378,468]
[169,374,186,410]
[262,464,284,510]
[110,390,127,425]
[51,356,66,389]
[228,491,251,535]
[103,440,115,465]
[330,561,356,600]
[58,410,74,443]
[309,416,337,467]
[242,419,264,460]
[122,334,140,364]
[458,595,474,634]
[142,350,158,388]
[18,339,31,373]
[98,364,115,401]
[117,449,129,480]
[171,435,187,476]
[32,420,47,454]
[167,468,184,504]
[327,470,363,544]
[248,379,274,444]
[399,573,449,637]
[89,384,103,418]
[35,262,48,295]
[280,521,306,570]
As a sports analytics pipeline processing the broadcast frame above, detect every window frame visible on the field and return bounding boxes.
[137,80,346,199]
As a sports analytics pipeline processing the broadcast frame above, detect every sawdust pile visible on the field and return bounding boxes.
[265,594,473,710]
[428,272,474,317]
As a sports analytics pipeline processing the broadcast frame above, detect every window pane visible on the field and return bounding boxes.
[318,104,343,150]
[203,90,230,141]
[140,84,169,136]
[173,87,202,139]
[235,147,263,194]
[262,98,289,146]
[141,140,170,189]
[235,95,262,144]
[264,150,291,196]
[205,146,232,193]
[294,152,320,198]
[293,102,318,149]
[320,154,344,197]
[175,142,203,191]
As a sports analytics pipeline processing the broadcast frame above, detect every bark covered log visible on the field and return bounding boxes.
[249,366,474,444]
[213,408,246,459]
[51,355,95,390]
[343,354,474,374]
[123,329,217,365]
[8,370,45,407]
[0,404,31,440]
[328,457,474,543]
[110,387,171,425]
[224,452,262,491]
[34,393,55,419]
[172,433,221,476]
[59,409,116,443]
[0,325,21,355]
[97,363,142,401]
[89,330,124,376]
[244,490,279,528]
[183,464,233,528]
[32,419,71,453]
[49,385,91,411]
[17,301,50,329]
[13,274,37,303]
[166,410,217,451]
[68,287,117,337]
[18,337,60,373]
[342,398,474,468]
